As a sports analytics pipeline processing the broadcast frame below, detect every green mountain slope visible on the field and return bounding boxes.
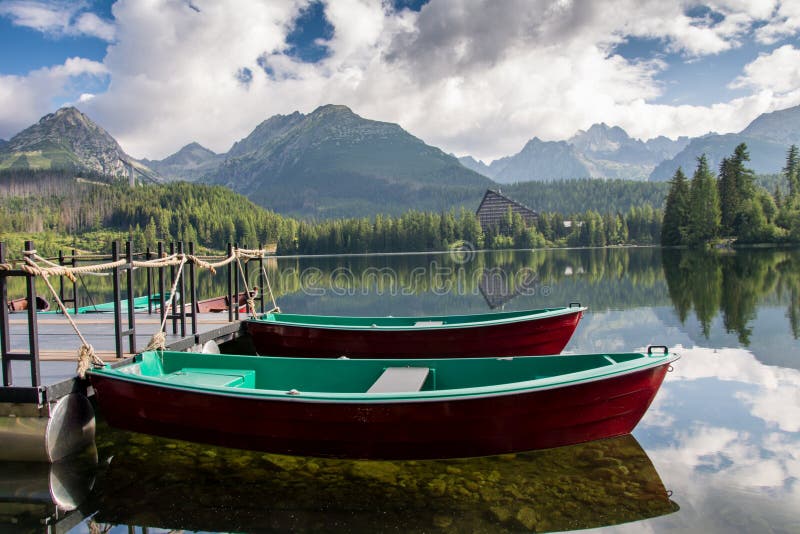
[208,105,493,218]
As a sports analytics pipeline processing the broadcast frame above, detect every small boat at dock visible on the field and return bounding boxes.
[89,346,677,460]
[245,305,586,358]
[195,291,251,313]
[7,296,51,312]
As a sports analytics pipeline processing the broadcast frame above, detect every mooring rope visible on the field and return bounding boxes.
[234,251,257,316]
[22,254,104,378]
[23,250,128,281]
[261,265,280,313]
[142,255,188,352]
[10,244,278,371]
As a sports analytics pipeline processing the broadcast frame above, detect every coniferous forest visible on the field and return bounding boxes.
[661,143,800,246]
[1,142,798,257]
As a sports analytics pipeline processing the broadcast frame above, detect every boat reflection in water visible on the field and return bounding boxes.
[0,446,97,533]
[89,427,678,533]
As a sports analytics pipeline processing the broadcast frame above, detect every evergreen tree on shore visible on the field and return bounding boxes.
[785,144,799,200]
[661,167,690,246]
[730,143,756,234]
[686,155,721,245]
[718,157,736,235]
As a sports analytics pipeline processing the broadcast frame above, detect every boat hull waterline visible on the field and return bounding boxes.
[89,349,676,460]
[246,306,586,358]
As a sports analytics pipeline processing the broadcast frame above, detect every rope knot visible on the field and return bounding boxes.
[144,331,167,353]
[76,344,104,378]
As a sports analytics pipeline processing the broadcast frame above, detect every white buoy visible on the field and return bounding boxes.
[202,340,220,354]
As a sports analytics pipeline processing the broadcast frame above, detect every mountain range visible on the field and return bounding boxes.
[649,105,800,180]
[204,104,492,217]
[0,105,491,218]
[461,106,800,182]
[459,123,689,182]
[1,102,798,218]
[141,142,222,182]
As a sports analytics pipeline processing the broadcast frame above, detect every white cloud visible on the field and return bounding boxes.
[756,0,800,44]
[3,1,800,160]
[730,44,800,95]
[0,57,107,138]
[0,0,116,41]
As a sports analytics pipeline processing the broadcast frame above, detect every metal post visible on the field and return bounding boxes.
[244,255,251,313]
[111,241,123,359]
[188,242,198,337]
[125,241,137,354]
[146,246,153,314]
[177,242,186,337]
[234,242,240,321]
[158,242,166,327]
[0,242,11,385]
[58,249,66,313]
[227,243,234,323]
[24,241,41,386]
[258,243,265,314]
[169,242,177,334]
[70,249,77,314]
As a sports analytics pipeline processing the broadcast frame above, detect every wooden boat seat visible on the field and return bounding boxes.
[367,367,430,393]
[163,368,256,388]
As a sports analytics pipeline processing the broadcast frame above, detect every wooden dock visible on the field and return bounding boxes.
[1,239,271,461]
[5,314,243,360]
[4,313,245,383]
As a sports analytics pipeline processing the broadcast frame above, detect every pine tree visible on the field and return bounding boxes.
[718,157,737,235]
[730,143,756,234]
[661,167,690,246]
[687,155,721,245]
[784,144,799,200]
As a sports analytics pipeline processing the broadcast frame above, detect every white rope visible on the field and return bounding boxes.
[22,255,104,378]
[143,255,188,352]
[261,265,280,313]
[234,252,257,316]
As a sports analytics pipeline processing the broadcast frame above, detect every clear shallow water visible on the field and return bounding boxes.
[2,247,799,533]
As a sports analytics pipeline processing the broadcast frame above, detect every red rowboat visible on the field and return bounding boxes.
[245,305,586,358]
[7,296,51,312]
[89,347,676,459]
[195,291,251,313]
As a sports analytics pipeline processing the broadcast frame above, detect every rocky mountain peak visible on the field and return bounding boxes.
[740,104,800,146]
[0,106,156,179]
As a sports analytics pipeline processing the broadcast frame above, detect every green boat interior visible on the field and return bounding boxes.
[254,306,583,329]
[103,350,670,398]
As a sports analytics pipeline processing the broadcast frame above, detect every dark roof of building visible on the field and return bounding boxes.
[475,189,538,228]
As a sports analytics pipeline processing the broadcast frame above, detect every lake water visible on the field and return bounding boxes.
[2,247,799,533]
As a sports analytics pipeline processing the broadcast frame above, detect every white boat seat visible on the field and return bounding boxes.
[414,321,444,326]
[367,367,430,393]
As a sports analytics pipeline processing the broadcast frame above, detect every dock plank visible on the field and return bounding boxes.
[4,312,246,362]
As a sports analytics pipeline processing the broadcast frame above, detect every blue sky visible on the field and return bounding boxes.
[1,1,799,161]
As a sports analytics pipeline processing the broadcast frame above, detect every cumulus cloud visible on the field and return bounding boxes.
[730,44,800,95]
[755,0,800,44]
[627,344,800,531]
[3,0,800,160]
[0,57,108,138]
[0,0,116,41]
